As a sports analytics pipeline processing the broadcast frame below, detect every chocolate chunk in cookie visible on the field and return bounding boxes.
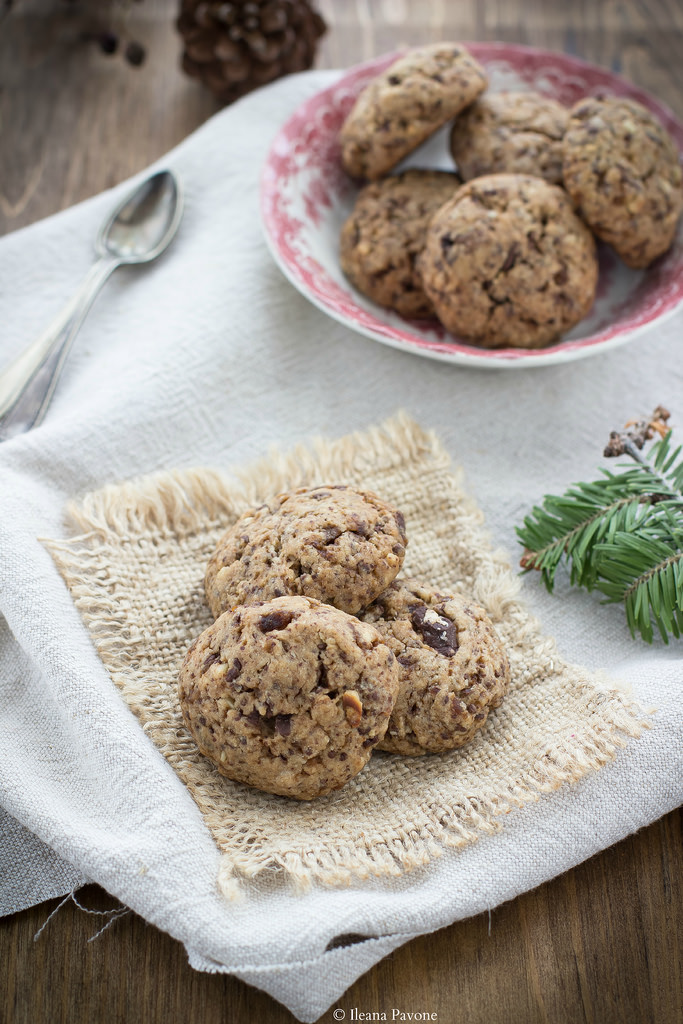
[562,95,683,268]
[340,43,487,181]
[340,169,462,318]
[417,172,598,348]
[450,90,569,184]
[178,596,399,799]
[359,579,510,756]
[205,485,407,618]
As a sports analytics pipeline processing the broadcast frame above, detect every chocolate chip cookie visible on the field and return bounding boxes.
[417,172,598,348]
[450,90,569,184]
[562,95,683,268]
[205,485,407,619]
[339,169,462,318]
[359,580,510,756]
[340,43,488,181]
[178,596,399,799]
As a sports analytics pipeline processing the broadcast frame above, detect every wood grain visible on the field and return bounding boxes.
[2,808,681,1024]
[1,1,682,1022]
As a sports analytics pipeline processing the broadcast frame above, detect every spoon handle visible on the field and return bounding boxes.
[0,254,120,441]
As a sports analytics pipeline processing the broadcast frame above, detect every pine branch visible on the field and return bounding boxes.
[516,406,683,643]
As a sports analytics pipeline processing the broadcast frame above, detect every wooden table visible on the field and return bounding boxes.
[1,2,682,1021]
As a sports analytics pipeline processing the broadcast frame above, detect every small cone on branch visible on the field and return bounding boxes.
[177,0,327,105]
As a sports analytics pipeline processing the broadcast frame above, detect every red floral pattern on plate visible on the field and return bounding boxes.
[260,44,683,368]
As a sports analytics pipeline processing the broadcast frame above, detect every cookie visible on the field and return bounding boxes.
[417,173,598,348]
[449,90,569,184]
[178,596,399,799]
[562,95,683,268]
[205,485,407,619]
[339,169,462,318]
[359,579,510,755]
[340,43,488,181]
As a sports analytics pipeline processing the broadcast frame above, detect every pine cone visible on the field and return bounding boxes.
[177,0,326,104]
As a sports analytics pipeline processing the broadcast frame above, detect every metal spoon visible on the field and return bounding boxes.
[0,169,183,441]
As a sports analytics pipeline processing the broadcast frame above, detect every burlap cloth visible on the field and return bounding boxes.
[43,413,648,898]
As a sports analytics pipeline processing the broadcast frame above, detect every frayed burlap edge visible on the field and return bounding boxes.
[44,412,651,898]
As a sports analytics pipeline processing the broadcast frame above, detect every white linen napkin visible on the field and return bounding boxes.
[0,69,681,1021]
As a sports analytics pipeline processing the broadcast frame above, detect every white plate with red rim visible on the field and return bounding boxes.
[260,43,683,369]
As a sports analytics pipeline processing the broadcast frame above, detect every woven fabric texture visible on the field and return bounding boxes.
[44,414,649,897]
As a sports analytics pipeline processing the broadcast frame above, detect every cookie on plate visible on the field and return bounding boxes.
[562,95,683,268]
[417,172,598,348]
[449,90,569,184]
[178,596,399,799]
[339,169,462,318]
[340,43,488,181]
[359,579,510,756]
[205,485,407,618]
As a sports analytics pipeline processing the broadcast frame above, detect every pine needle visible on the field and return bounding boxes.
[516,407,683,643]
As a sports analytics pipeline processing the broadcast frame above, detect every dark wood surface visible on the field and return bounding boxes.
[1,2,682,1022]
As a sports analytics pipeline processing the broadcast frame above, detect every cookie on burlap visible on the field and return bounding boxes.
[449,90,569,184]
[178,596,399,799]
[339,169,462,318]
[359,579,510,755]
[340,43,488,181]
[562,95,683,268]
[205,485,407,618]
[417,172,598,348]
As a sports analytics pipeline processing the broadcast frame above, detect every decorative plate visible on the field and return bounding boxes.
[260,44,683,368]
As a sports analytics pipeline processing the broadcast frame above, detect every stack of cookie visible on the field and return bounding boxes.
[339,43,683,349]
[178,485,510,800]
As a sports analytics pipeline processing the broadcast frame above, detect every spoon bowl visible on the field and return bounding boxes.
[97,170,184,263]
